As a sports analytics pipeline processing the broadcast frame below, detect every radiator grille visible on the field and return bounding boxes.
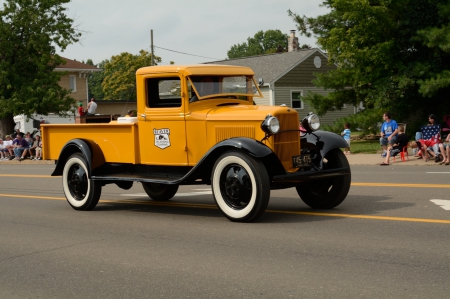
[273,114,300,171]
[216,126,255,143]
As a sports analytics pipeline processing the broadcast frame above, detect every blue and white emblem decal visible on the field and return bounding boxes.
[154,128,171,149]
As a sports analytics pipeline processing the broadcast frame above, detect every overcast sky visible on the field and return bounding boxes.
[3,0,329,65]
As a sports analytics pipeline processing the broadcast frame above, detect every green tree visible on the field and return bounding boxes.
[101,50,161,101]
[289,0,450,132]
[227,30,288,59]
[87,59,108,100]
[0,0,81,136]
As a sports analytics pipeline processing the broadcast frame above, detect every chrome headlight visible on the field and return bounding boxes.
[302,113,320,132]
[261,115,280,135]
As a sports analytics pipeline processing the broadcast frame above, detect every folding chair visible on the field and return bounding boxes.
[393,142,409,162]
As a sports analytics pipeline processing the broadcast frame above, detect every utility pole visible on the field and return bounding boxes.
[151,29,154,66]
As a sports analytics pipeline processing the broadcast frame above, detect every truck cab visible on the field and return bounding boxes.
[42,65,351,222]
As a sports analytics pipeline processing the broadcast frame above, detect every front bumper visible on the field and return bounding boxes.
[272,167,350,183]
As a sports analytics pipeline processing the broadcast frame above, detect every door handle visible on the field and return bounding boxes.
[140,114,146,121]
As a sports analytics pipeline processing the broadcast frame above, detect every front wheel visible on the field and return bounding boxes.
[296,149,351,209]
[142,183,179,201]
[62,153,101,210]
[212,150,270,222]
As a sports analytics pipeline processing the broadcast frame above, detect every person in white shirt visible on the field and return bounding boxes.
[1,136,14,160]
[86,98,97,116]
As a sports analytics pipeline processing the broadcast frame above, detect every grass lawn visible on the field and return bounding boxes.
[348,139,381,154]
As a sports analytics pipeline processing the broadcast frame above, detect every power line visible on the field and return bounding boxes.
[153,45,222,61]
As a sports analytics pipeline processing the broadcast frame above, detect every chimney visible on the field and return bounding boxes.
[288,30,299,52]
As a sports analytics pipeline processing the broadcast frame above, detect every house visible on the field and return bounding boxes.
[55,57,101,106]
[55,57,137,116]
[206,31,359,125]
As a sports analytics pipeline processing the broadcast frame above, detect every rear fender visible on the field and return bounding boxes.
[51,139,105,177]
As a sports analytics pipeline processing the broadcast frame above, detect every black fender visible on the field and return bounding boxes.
[304,130,348,167]
[51,139,105,177]
[184,137,286,183]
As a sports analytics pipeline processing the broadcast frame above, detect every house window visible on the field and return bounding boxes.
[291,91,303,109]
[69,75,77,92]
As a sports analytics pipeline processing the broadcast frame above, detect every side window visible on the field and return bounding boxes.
[291,91,303,109]
[146,77,182,108]
[69,75,77,92]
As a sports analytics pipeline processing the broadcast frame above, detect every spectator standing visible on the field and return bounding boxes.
[380,112,399,157]
[86,98,97,116]
[341,123,351,155]
[78,102,85,116]
[13,133,29,161]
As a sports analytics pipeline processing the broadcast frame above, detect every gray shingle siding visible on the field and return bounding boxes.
[274,86,355,125]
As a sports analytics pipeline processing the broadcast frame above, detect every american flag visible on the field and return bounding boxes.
[421,124,441,142]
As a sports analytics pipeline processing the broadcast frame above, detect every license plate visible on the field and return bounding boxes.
[292,154,312,168]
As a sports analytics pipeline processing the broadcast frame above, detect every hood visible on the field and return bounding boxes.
[205,104,297,121]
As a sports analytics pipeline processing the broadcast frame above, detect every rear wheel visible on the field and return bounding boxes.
[62,153,101,210]
[296,149,350,209]
[142,183,179,201]
[212,150,270,222]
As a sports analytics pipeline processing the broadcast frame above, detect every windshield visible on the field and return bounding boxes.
[187,75,262,101]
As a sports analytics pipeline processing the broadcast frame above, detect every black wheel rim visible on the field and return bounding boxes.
[67,163,88,201]
[219,163,252,210]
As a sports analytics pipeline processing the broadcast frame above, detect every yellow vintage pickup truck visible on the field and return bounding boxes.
[42,64,351,222]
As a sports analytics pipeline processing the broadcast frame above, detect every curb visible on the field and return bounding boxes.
[0,159,55,165]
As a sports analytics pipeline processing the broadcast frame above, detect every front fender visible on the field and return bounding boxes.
[304,130,348,166]
[51,139,105,177]
[183,137,285,183]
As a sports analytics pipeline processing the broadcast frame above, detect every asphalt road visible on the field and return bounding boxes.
[0,164,449,298]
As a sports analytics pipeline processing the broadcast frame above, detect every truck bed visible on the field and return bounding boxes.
[42,123,140,164]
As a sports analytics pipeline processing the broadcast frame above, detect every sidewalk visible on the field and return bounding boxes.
[345,153,441,166]
[0,154,440,166]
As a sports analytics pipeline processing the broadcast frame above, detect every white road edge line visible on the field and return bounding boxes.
[426,172,450,174]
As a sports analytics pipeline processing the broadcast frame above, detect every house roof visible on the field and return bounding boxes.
[206,49,322,85]
[55,57,101,72]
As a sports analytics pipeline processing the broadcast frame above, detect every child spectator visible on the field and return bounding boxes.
[341,123,351,154]
[380,125,409,165]
[34,136,43,160]
[0,138,6,160]
[78,102,85,117]
[3,135,14,159]
[29,135,41,160]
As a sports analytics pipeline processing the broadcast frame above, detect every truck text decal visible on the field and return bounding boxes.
[154,128,171,149]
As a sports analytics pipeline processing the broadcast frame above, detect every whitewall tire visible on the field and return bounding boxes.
[62,153,101,210]
[212,151,270,222]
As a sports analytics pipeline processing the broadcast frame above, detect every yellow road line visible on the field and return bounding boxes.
[1,193,449,224]
[351,182,450,188]
[0,174,448,189]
